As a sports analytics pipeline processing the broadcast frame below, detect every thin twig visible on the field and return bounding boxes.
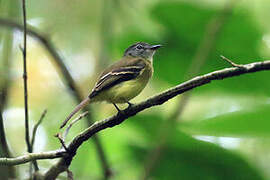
[31,109,47,148]
[21,0,38,176]
[220,55,245,68]
[63,111,88,141]
[44,59,270,180]
[20,0,30,152]
[55,133,69,152]
[21,0,31,154]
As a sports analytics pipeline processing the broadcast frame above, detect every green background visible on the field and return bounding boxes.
[0,0,270,179]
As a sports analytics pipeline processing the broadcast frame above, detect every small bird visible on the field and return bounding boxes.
[60,42,161,128]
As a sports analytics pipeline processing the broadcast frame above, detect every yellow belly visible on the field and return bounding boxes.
[92,64,152,104]
[104,78,147,103]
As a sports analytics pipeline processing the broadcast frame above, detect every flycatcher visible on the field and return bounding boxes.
[60,42,161,128]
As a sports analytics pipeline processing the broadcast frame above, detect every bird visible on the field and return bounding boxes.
[60,42,161,128]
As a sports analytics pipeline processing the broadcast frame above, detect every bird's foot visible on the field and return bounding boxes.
[126,101,134,109]
[113,103,125,115]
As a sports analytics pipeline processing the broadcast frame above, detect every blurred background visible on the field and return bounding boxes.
[0,0,270,179]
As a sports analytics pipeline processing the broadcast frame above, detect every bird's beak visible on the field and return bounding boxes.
[150,44,162,50]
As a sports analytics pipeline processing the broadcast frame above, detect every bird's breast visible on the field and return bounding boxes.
[103,64,153,103]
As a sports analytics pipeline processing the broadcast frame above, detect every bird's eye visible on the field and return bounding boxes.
[136,45,143,49]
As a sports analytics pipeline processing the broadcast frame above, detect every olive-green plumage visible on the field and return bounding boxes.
[90,56,153,103]
[60,42,161,128]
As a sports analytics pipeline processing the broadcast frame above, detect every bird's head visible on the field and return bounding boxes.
[123,42,162,60]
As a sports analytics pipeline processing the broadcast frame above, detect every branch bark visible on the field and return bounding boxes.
[44,59,270,179]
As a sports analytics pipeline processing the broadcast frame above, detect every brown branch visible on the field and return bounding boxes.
[21,0,39,175]
[21,0,39,176]
[31,109,47,148]
[220,55,245,68]
[43,59,270,179]
[29,109,47,174]
[63,111,88,141]
[55,133,69,152]
[21,0,31,154]
[0,18,111,177]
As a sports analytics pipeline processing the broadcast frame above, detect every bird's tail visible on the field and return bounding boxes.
[60,97,90,129]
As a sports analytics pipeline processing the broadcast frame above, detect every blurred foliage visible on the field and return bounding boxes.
[181,104,270,137]
[0,0,270,179]
[131,119,264,180]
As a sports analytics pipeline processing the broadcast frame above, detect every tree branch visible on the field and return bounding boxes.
[21,0,39,175]
[28,110,47,177]
[44,59,270,179]
[55,133,69,152]
[0,18,111,176]
[220,55,245,68]
[63,111,88,141]
[0,150,66,166]
[29,109,47,175]
[31,109,47,148]
[21,0,31,153]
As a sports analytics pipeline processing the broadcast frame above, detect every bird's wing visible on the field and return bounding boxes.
[89,58,145,98]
